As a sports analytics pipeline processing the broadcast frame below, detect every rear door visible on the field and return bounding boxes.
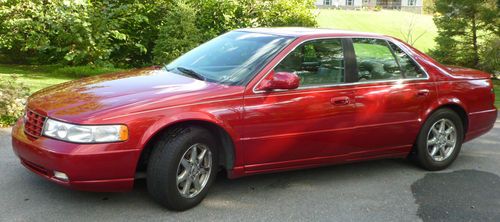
[350,38,437,155]
[241,38,359,171]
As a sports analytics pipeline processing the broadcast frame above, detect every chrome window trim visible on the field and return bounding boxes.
[252,35,430,94]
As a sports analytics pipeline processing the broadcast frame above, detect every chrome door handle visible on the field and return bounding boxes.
[331,96,350,106]
[417,89,430,97]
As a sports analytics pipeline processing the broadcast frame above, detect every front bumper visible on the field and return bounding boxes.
[11,119,139,192]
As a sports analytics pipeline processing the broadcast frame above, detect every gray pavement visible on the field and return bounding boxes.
[1,119,499,222]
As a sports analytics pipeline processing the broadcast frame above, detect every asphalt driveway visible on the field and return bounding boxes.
[1,119,499,222]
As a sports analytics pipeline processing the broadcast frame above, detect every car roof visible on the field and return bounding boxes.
[237,27,388,39]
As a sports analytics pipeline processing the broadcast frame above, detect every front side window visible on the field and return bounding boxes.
[353,38,401,81]
[388,42,426,79]
[275,39,345,87]
[166,31,293,85]
[324,0,331,5]
[408,0,416,6]
[346,0,354,6]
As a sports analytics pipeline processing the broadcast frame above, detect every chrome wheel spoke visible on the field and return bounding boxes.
[431,127,440,136]
[439,146,447,156]
[427,137,437,145]
[446,140,455,146]
[430,146,439,156]
[182,178,192,195]
[439,119,446,133]
[193,176,202,191]
[445,127,454,136]
[180,158,191,169]
[190,146,198,163]
[199,167,209,175]
[177,170,188,184]
[197,149,207,163]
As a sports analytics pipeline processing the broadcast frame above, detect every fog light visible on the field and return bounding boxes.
[53,171,69,181]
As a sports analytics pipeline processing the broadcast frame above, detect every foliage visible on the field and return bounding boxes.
[93,0,175,67]
[480,37,500,75]
[423,0,435,14]
[0,0,317,67]
[258,0,317,27]
[0,75,30,127]
[429,0,499,71]
[0,0,113,65]
[153,1,201,64]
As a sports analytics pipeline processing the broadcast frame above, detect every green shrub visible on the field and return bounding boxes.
[0,0,114,65]
[53,65,124,78]
[0,75,30,127]
[0,0,317,68]
[153,1,201,64]
[480,37,500,75]
[258,0,317,27]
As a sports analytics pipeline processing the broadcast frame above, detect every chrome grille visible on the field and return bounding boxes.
[24,110,46,137]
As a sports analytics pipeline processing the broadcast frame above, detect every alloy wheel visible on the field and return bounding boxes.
[426,118,457,162]
[176,143,212,198]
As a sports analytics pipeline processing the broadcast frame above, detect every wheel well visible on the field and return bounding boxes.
[136,120,235,174]
[432,104,469,135]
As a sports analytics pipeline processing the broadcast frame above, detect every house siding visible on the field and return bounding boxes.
[316,0,422,7]
[315,0,422,13]
[316,0,363,7]
[401,0,423,6]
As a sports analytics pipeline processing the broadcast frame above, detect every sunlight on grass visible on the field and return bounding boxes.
[316,9,438,53]
[0,64,123,93]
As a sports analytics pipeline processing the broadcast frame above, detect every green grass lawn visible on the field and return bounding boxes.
[316,9,438,53]
[0,64,123,93]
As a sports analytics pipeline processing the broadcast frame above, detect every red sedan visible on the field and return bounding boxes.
[11,28,497,210]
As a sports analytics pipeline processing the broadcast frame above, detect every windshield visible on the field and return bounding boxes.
[165,31,294,85]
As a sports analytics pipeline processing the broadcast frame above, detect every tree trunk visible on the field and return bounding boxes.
[471,12,479,68]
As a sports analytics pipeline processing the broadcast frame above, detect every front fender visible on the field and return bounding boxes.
[139,111,240,147]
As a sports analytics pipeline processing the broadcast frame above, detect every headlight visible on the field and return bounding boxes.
[42,118,128,143]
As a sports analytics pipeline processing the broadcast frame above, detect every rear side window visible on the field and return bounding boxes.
[353,38,401,81]
[275,39,345,87]
[388,42,426,79]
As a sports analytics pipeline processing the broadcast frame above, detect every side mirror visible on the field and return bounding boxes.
[255,70,300,91]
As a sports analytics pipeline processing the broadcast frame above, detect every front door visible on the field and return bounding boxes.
[241,38,359,172]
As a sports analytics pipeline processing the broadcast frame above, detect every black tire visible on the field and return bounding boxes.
[147,126,218,211]
[413,108,464,171]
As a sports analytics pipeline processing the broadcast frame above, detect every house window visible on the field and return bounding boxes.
[346,0,354,6]
[408,0,417,6]
[324,0,332,5]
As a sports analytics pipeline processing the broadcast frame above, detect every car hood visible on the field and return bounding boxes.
[27,67,243,123]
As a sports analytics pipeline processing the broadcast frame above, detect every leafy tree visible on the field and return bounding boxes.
[430,0,499,70]
[423,0,435,14]
[0,0,317,67]
[153,0,201,64]
[0,0,113,65]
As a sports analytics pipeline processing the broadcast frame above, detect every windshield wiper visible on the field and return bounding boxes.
[175,67,206,81]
